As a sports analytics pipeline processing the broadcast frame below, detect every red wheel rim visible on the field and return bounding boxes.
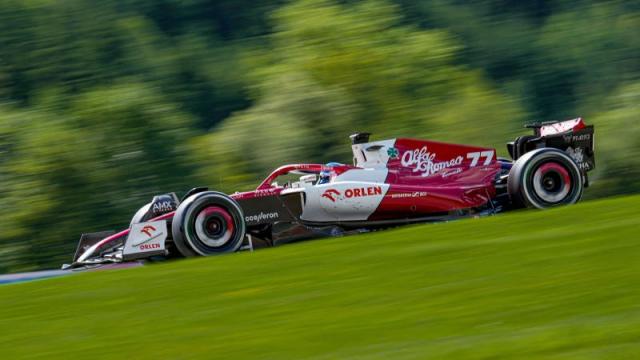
[194,206,234,247]
[532,162,571,203]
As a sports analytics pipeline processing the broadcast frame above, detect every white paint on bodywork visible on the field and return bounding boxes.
[123,220,167,256]
[351,139,396,168]
[334,168,389,183]
[300,182,389,222]
[282,139,397,222]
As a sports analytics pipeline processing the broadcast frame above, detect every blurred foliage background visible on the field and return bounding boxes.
[0,0,638,271]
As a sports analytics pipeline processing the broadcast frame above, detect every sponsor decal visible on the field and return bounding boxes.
[401,147,464,177]
[124,220,167,256]
[387,147,399,159]
[131,225,163,247]
[321,186,383,202]
[140,243,161,250]
[152,200,175,215]
[252,188,282,197]
[566,147,590,170]
[345,186,382,198]
[390,191,428,199]
[256,189,278,197]
[566,147,584,164]
[441,168,463,178]
[321,189,341,202]
[245,211,279,223]
[233,188,280,199]
[140,225,156,237]
[563,134,591,142]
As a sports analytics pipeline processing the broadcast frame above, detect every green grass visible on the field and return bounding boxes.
[1,196,640,359]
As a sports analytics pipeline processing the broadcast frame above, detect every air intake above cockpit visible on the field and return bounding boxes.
[349,132,371,145]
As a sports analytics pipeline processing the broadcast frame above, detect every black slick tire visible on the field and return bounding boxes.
[171,191,246,256]
[507,148,583,209]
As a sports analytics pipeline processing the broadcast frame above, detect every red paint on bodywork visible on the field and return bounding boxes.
[539,118,585,137]
[372,138,501,218]
[90,139,501,251]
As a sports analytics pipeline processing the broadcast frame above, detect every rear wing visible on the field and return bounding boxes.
[508,118,595,172]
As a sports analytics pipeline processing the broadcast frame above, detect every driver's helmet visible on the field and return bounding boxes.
[318,162,343,184]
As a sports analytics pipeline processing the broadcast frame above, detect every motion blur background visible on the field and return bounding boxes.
[0,0,638,272]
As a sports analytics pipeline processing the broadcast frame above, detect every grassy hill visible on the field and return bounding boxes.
[1,195,639,359]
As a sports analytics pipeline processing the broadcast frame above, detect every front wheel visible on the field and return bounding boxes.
[507,148,584,209]
[172,191,246,256]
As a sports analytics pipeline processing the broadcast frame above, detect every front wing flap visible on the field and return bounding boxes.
[73,230,116,262]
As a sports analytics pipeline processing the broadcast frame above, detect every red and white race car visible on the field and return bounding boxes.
[67,118,595,268]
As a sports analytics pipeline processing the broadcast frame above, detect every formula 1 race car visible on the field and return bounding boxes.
[65,118,595,268]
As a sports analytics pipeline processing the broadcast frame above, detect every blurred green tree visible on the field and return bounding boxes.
[195,0,524,189]
[590,82,640,197]
[0,0,253,129]
[0,0,638,270]
[0,84,195,271]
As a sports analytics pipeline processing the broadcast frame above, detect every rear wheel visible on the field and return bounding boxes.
[508,148,583,209]
[172,191,246,256]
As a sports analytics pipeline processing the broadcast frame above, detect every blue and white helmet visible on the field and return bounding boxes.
[318,162,343,184]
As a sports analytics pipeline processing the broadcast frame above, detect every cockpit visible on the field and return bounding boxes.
[257,163,346,191]
[269,172,319,189]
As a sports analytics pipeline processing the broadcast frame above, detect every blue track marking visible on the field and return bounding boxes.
[0,270,73,285]
[0,261,146,285]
